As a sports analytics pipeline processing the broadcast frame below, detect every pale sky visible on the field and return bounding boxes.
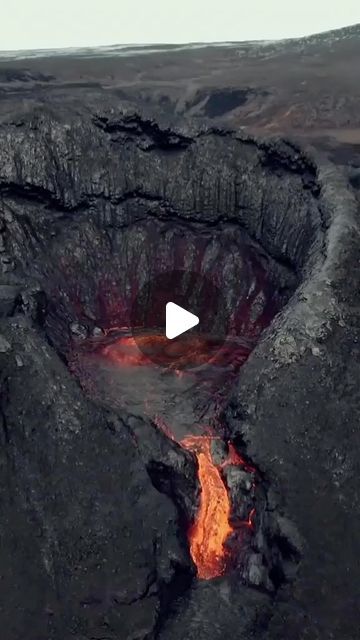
[1,0,359,50]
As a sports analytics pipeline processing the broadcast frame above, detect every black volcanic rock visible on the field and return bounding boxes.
[0,98,359,640]
[159,578,273,640]
[122,413,200,522]
[0,316,191,639]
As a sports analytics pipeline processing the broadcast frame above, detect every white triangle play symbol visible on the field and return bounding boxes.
[166,302,199,340]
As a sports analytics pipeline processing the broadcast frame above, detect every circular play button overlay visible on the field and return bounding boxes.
[130,269,230,369]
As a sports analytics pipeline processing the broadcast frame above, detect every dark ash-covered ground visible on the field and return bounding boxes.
[0,28,360,640]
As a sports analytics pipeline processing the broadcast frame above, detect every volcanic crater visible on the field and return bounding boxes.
[0,106,359,640]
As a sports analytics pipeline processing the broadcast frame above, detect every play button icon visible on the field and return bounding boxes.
[166,302,199,339]
[131,269,229,369]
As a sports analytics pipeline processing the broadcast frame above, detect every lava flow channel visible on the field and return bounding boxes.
[181,435,255,580]
[181,435,232,579]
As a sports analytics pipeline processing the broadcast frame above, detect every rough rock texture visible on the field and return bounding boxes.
[0,317,192,640]
[224,165,360,638]
[0,24,359,139]
[0,100,359,640]
[159,578,273,640]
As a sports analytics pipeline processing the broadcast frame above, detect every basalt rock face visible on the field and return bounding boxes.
[0,103,359,640]
[0,317,192,640]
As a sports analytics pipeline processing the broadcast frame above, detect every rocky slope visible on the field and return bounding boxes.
[0,89,359,640]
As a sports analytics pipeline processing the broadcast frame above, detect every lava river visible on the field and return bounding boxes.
[181,435,255,579]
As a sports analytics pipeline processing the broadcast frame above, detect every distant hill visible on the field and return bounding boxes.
[0,23,359,160]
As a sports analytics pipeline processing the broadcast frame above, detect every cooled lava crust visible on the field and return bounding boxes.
[0,104,359,640]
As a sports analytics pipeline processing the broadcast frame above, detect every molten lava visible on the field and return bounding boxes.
[180,435,255,579]
[181,435,232,579]
[100,332,238,370]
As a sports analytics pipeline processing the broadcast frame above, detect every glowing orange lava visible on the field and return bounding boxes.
[181,435,233,579]
[99,331,235,370]
[102,335,154,366]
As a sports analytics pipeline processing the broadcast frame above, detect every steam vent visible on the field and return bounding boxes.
[0,100,359,640]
